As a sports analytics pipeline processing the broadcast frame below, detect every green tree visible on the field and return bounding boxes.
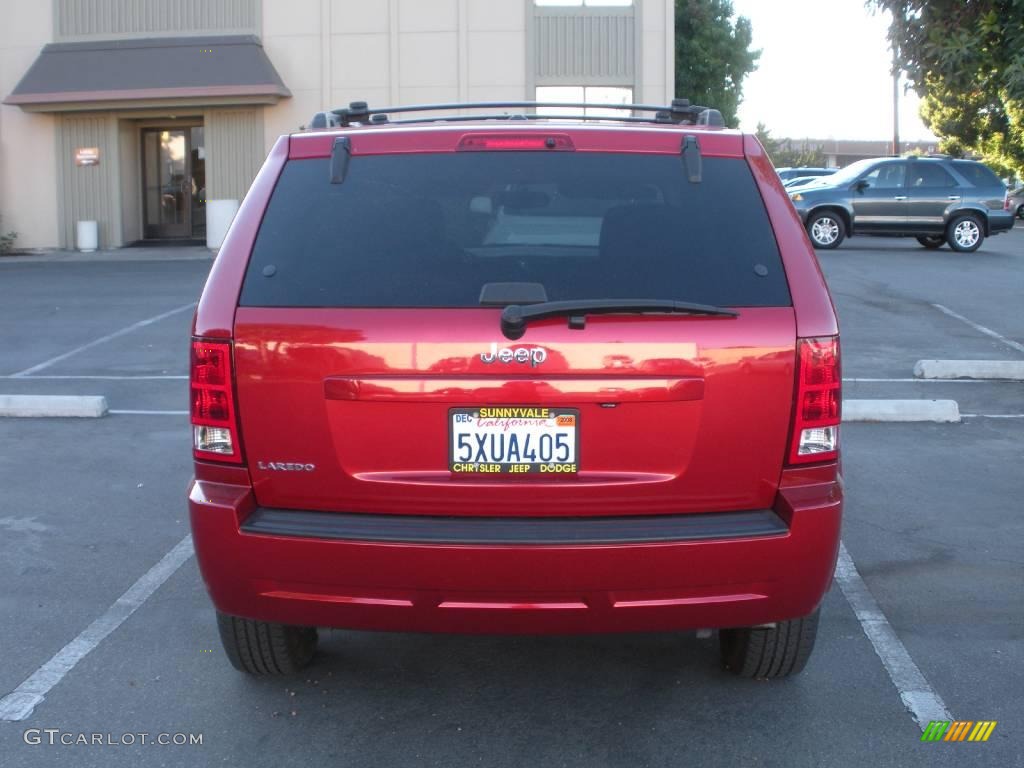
[675,0,760,127]
[755,122,779,157]
[871,0,1024,177]
[755,123,826,168]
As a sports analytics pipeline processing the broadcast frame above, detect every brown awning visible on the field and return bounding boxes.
[4,35,290,111]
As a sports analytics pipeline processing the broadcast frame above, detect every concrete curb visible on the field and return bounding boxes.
[843,399,960,423]
[914,359,1024,381]
[0,395,108,418]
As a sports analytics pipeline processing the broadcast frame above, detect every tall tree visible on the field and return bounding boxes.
[871,0,1024,177]
[755,122,780,158]
[675,0,760,127]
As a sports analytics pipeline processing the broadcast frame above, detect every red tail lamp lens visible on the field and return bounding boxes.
[191,344,228,385]
[789,337,841,465]
[190,340,240,462]
[192,387,231,422]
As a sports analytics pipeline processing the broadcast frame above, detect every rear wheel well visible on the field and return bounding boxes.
[951,208,989,235]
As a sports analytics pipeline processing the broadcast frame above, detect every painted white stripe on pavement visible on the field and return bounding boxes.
[9,303,197,377]
[0,535,194,722]
[109,409,189,415]
[843,377,991,384]
[961,413,1024,419]
[931,303,1024,355]
[0,374,188,381]
[835,542,952,730]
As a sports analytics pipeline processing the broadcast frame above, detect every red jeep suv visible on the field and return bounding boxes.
[189,100,842,679]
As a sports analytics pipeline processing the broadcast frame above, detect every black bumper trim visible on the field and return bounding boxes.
[240,508,788,545]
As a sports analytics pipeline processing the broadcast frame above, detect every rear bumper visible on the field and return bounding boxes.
[988,210,1015,234]
[189,466,842,634]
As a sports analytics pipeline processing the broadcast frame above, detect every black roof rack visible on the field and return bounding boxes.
[305,100,725,130]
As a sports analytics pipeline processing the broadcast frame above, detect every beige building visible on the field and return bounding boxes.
[773,137,941,168]
[0,0,675,250]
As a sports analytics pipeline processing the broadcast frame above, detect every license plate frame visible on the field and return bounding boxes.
[448,407,579,475]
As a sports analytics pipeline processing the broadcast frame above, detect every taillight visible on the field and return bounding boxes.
[190,339,241,462]
[788,336,840,465]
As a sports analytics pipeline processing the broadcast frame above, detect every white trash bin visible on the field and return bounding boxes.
[206,199,240,250]
[76,220,98,252]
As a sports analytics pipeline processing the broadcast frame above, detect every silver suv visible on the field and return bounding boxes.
[789,156,1014,252]
[1007,186,1024,219]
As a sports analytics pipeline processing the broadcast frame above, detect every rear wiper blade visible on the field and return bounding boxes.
[500,299,738,339]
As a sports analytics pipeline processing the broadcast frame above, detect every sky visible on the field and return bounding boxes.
[730,0,937,142]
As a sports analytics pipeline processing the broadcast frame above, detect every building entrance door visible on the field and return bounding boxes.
[142,127,205,240]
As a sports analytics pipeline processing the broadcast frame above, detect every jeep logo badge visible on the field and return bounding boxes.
[480,342,548,367]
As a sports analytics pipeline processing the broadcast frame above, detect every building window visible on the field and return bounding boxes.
[535,86,634,117]
[534,0,633,6]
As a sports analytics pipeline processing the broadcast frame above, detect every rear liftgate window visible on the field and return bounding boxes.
[240,152,791,308]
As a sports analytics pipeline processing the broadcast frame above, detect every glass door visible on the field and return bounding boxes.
[189,126,206,239]
[142,129,191,239]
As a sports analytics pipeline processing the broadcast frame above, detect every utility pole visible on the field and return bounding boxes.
[891,46,900,156]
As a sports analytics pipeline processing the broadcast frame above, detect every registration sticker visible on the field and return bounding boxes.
[449,407,579,475]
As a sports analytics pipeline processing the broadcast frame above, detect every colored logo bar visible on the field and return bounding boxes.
[921,721,997,742]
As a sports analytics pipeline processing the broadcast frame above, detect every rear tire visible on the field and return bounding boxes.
[915,235,945,249]
[806,211,845,249]
[719,608,820,679]
[946,214,984,252]
[216,611,318,675]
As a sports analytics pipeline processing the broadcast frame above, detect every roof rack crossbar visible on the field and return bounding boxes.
[380,113,678,126]
[327,100,724,128]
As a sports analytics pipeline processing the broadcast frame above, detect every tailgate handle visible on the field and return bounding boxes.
[324,377,704,403]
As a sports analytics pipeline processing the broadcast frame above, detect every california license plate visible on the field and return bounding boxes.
[449,407,579,475]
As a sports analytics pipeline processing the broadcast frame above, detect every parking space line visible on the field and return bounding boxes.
[843,377,989,383]
[0,374,188,380]
[8,302,197,378]
[835,542,952,730]
[931,303,1024,355]
[0,535,194,722]
[961,413,1024,419]
[109,409,189,415]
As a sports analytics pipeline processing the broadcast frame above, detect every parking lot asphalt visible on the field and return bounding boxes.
[0,227,1022,767]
